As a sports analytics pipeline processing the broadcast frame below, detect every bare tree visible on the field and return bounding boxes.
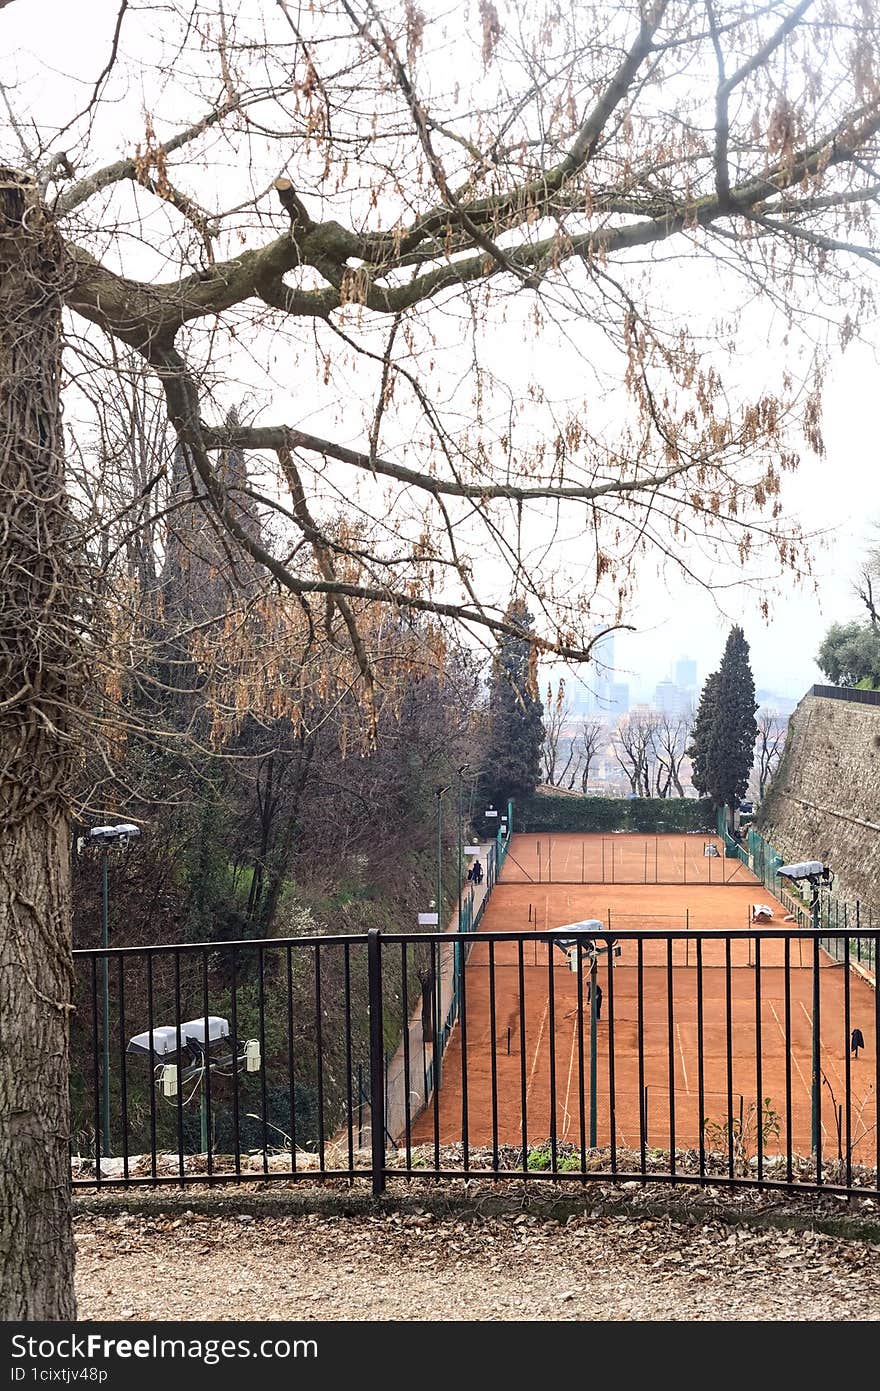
[854,540,880,630]
[5,0,880,1315]
[755,712,787,799]
[579,721,604,794]
[542,681,576,786]
[614,713,659,797]
[653,713,692,798]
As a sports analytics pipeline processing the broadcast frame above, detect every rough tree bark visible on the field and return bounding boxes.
[0,169,78,1319]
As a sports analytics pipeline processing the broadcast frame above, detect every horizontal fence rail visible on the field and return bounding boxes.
[70,925,879,1200]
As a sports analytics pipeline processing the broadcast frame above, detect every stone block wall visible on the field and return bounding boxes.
[757,691,880,911]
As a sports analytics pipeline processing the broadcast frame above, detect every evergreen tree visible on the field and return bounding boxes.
[687,669,720,796]
[704,627,758,814]
[477,597,544,815]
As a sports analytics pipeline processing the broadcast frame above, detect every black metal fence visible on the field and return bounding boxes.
[809,683,880,707]
[70,925,880,1200]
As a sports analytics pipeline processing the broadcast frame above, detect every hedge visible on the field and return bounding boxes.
[514,794,716,834]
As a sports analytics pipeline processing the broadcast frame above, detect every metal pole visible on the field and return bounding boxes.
[589,954,598,1148]
[200,1076,208,1154]
[456,770,463,917]
[367,928,386,1195]
[811,884,820,1154]
[101,851,112,1158]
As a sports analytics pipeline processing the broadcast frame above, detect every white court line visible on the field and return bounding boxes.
[560,1012,579,1140]
[676,1023,690,1093]
[767,999,809,1092]
[526,997,550,1106]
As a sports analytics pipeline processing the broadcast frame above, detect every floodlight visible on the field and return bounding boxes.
[778,860,825,881]
[127,1024,182,1057]
[88,822,142,845]
[549,920,603,955]
[181,1016,230,1047]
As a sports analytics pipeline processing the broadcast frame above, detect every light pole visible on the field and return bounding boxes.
[84,822,142,1158]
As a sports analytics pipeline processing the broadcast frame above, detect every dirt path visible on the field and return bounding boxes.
[74,1210,880,1321]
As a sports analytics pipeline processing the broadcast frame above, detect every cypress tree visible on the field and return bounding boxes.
[688,669,720,796]
[477,597,544,814]
[704,626,758,814]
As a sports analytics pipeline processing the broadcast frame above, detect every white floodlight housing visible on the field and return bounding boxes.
[778,860,825,881]
[550,920,604,954]
[181,1016,230,1048]
[127,1024,181,1057]
[88,822,142,845]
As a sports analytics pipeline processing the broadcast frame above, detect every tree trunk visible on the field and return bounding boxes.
[0,170,78,1319]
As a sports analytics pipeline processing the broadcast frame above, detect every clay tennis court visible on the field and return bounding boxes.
[502,830,754,884]
[410,833,878,1161]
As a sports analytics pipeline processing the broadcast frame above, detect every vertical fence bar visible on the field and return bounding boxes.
[754,936,763,1181]
[518,938,528,1172]
[875,933,880,1186]
[696,935,705,1179]
[257,946,268,1175]
[725,937,734,1182]
[432,939,440,1173]
[367,929,385,1194]
[844,934,852,1188]
[146,954,157,1181]
[667,936,676,1178]
[577,940,586,1175]
[547,938,557,1173]
[784,937,792,1186]
[173,950,184,1185]
[460,929,470,1174]
[201,949,212,1175]
[286,945,297,1174]
[344,943,354,1176]
[489,939,499,1172]
[637,938,646,1176]
[399,942,411,1174]
[315,944,325,1173]
[117,957,128,1182]
[813,934,822,1185]
[230,947,242,1178]
[90,957,101,1186]
[607,940,617,1177]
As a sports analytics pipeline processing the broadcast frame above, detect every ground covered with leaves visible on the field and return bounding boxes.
[74,1198,880,1321]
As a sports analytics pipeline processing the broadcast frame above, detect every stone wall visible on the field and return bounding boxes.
[757,689,880,911]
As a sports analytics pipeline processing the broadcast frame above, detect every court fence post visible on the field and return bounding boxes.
[367,928,386,1196]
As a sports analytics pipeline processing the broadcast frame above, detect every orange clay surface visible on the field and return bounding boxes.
[501,831,754,885]
[410,834,878,1159]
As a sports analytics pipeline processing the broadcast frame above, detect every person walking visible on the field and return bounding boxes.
[587,980,603,1020]
[851,1027,865,1059]
[472,859,483,885]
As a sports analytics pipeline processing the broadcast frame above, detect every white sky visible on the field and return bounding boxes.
[2,0,876,707]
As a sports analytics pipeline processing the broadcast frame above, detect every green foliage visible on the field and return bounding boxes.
[703,1097,781,1175]
[816,621,880,689]
[517,793,715,833]
[477,597,544,811]
[692,627,757,811]
[687,670,720,798]
[526,1144,583,1172]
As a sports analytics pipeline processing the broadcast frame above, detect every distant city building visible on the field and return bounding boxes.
[674,656,697,691]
